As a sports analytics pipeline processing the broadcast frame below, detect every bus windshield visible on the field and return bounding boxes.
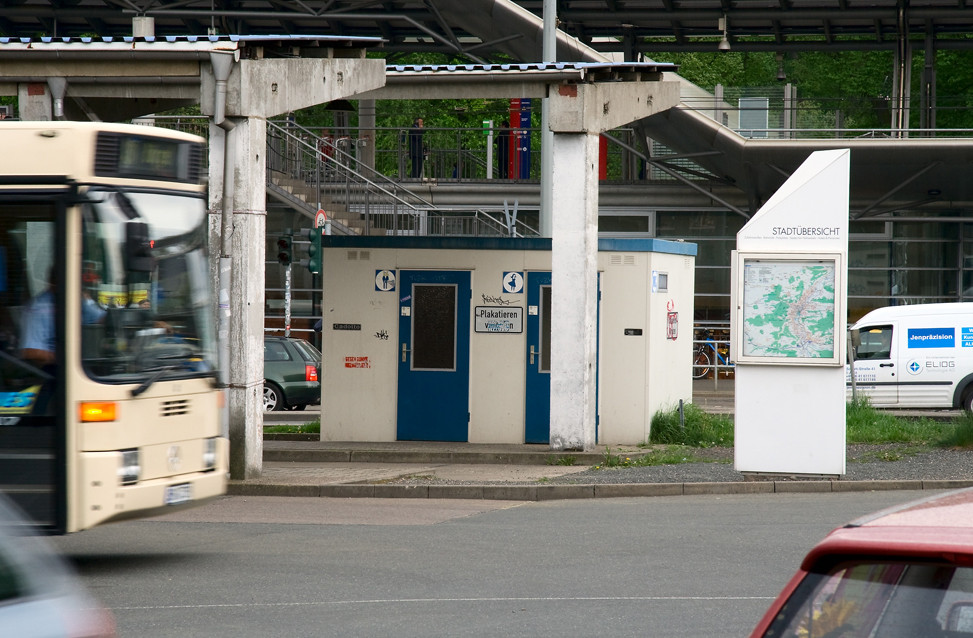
[81,188,216,382]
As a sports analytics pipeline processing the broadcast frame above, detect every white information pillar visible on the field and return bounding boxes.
[731,149,850,476]
[547,79,680,450]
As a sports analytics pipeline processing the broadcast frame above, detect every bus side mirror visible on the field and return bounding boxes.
[125,222,153,273]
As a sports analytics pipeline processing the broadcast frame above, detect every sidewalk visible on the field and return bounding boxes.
[232,382,972,501]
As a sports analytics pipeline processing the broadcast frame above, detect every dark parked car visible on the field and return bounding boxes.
[263,336,321,411]
[749,487,973,638]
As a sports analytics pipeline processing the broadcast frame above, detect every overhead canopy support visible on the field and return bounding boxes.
[546,77,681,450]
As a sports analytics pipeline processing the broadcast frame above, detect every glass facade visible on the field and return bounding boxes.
[617,209,971,326]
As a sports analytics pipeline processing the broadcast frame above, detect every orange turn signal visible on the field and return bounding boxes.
[80,402,117,422]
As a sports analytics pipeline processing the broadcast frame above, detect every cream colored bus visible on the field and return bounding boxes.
[0,121,227,533]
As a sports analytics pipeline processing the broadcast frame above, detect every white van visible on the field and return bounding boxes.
[848,302,973,411]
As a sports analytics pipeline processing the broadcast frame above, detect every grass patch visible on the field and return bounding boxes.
[546,455,578,466]
[598,445,716,468]
[263,421,320,434]
[649,402,734,448]
[937,409,973,449]
[650,398,973,449]
[845,397,952,444]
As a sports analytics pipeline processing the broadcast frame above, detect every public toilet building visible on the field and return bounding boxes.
[318,236,696,445]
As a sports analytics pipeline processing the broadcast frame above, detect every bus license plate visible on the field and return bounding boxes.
[164,483,191,506]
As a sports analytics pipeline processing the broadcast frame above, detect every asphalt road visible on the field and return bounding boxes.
[53,490,935,638]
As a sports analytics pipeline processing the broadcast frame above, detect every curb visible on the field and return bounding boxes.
[263,448,612,466]
[227,478,973,501]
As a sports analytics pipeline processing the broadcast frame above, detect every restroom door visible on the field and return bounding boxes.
[397,270,471,441]
[525,272,552,443]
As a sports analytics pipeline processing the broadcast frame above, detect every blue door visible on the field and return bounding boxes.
[397,270,471,441]
[525,272,552,443]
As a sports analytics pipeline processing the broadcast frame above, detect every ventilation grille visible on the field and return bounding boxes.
[160,399,190,417]
[93,133,120,175]
[609,254,636,266]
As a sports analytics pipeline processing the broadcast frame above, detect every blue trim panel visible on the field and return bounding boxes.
[322,235,698,256]
[323,236,552,251]
[597,238,698,256]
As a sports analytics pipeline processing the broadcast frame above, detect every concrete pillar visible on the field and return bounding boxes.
[359,99,376,171]
[549,130,601,450]
[200,54,384,477]
[546,78,680,450]
[208,117,267,479]
[17,83,52,120]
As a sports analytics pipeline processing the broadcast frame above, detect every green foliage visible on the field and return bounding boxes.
[598,445,716,468]
[649,403,734,447]
[930,49,973,129]
[937,410,973,449]
[845,396,952,444]
[650,51,779,88]
[263,422,320,434]
[546,455,578,466]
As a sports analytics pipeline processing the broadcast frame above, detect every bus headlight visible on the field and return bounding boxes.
[118,449,140,485]
[203,438,217,471]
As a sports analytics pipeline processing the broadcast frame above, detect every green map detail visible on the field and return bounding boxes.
[742,261,835,358]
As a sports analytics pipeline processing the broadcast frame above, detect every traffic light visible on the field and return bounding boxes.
[276,234,293,266]
[307,227,322,274]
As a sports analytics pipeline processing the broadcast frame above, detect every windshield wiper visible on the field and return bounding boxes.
[130,365,178,397]
[129,352,214,397]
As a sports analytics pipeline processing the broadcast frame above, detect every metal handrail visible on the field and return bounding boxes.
[267,120,539,237]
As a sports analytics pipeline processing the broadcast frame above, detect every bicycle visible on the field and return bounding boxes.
[692,329,733,380]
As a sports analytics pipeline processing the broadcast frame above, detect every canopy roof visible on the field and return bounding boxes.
[5,0,973,63]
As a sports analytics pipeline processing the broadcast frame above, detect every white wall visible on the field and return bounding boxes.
[319,239,696,445]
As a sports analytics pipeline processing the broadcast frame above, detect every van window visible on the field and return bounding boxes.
[855,325,893,360]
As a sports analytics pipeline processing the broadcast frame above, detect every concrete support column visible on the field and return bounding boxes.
[546,78,680,451]
[208,116,267,479]
[17,83,52,121]
[549,131,600,450]
[359,99,376,171]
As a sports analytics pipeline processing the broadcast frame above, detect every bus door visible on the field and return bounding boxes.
[0,205,66,531]
[849,323,898,405]
[525,272,551,443]
[397,271,471,441]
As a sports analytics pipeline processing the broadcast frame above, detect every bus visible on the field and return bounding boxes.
[0,121,228,534]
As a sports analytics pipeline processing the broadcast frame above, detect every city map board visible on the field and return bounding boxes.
[739,257,840,365]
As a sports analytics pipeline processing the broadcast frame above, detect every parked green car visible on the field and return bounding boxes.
[263,336,321,411]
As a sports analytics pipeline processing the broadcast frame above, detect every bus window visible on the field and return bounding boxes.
[0,210,57,418]
[80,189,216,381]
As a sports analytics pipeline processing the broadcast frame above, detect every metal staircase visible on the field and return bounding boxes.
[265,120,538,237]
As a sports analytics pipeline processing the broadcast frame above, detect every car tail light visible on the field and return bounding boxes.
[305,365,318,382]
